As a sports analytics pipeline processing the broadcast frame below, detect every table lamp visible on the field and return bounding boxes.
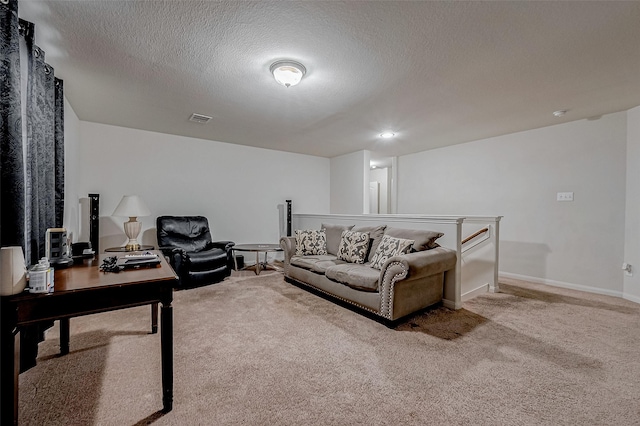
[112,195,151,250]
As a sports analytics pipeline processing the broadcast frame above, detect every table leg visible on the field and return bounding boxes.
[255,252,261,275]
[161,302,173,412]
[0,325,19,425]
[59,318,70,355]
[151,303,158,334]
[233,250,238,271]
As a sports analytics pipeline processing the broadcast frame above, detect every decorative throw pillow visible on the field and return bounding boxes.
[336,231,370,264]
[321,223,355,255]
[295,230,327,255]
[370,235,415,270]
[352,225,387,262]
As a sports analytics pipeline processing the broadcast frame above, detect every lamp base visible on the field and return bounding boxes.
[123,218,142,252]
[125,242,141,251]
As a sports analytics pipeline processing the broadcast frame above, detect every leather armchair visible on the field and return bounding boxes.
[156,215,234,288]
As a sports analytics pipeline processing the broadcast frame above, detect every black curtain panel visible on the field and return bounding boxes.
[1,0,64,265]
[54,78,65,228]
[26,40,57,263]
[1,0,65,371]
[0,0,25,248]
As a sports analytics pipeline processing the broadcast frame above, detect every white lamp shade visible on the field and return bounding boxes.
[112,195,151,218]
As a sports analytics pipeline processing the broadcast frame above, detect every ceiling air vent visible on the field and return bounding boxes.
[189,113,212,124]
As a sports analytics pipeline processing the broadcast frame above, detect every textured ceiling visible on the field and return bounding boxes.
[19,1,640,159]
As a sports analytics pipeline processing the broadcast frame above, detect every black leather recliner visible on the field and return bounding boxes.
[156,215,234,288]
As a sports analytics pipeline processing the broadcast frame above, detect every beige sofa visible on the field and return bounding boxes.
[279,223,457,324]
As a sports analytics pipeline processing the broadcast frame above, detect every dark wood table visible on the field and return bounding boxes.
[0,251,178,425]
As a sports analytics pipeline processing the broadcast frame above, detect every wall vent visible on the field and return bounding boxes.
[189,113,212,124]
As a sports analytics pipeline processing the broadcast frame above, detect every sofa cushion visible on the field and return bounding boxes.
[325,263,380,292]
[385,227,444,252]
[291,254,346,274]
[295,229,327,255]
[321,223,355,255]
[352,225,387,262]
[370,235,415,270]
[336,230,370,264]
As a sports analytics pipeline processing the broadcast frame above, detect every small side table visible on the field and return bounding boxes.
[104,245,155,253]
[232,244,283,275]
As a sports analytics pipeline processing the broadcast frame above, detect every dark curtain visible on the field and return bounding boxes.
[26,32,57,263]
[1,0,64,265]
[54,78,65,227]
[0,0,25,248]
[1,0,64,372]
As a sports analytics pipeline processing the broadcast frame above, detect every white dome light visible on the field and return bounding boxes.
[379,131,395,139]
[270,60,306,87]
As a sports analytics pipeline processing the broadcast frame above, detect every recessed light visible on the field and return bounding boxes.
[379,131,395,139]
[553,110,568,117]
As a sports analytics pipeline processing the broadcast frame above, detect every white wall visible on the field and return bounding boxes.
[624,106,640,303]
[330,150,370,214]
[62,98,81,240]
[398,112,628,296]
[77,122,329,251]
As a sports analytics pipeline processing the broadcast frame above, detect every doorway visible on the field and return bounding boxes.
[369,154,395,214]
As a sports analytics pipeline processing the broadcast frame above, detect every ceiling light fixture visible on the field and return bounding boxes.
[270,60,306,87]
[379,131,395,139]
[553,110,568,117]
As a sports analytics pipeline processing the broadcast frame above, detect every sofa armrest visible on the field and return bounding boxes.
[393,247,456,278]
[279,236,296,264]
[158,246,187,278]
[209,241,235,252]
[377,247,457,320]
[158,245,186,258]
[207,241,235,269]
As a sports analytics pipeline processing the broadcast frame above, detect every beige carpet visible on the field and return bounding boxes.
[18,272,640,425]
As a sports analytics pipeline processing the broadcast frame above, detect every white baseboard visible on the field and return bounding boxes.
[624,293,640,304]
[462,283,489,302]
[442,299,460,310]
[499,271,623,298]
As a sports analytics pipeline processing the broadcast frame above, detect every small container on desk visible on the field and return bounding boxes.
[104,245,155,253]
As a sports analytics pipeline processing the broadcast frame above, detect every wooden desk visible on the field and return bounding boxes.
[0,252,178,425]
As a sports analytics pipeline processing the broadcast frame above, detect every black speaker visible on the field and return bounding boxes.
[286,200,292,237]
[235,255,244,270]
[89,193,99,254]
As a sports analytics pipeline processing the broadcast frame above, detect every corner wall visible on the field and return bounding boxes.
[330,150,370,214]
[62,97,81,240]
[77,122,330,250]
[398,112,628,296]
[624,106,640,303]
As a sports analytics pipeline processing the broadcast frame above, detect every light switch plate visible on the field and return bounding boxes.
[557,192,574,201]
